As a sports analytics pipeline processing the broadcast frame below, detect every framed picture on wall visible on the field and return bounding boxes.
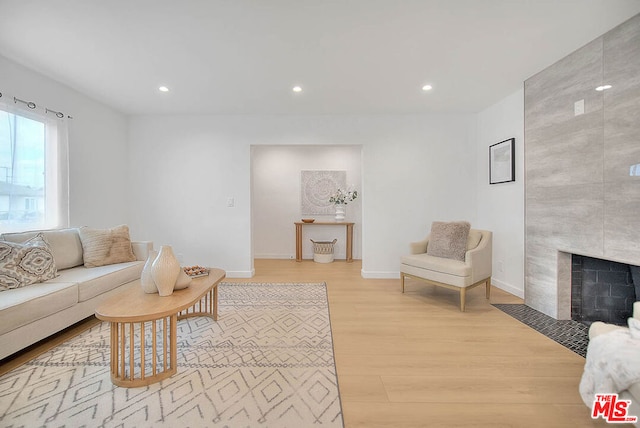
[489,138,515,184]
[301,170,346,215]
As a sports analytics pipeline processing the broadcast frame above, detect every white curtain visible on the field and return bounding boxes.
[0,94,69,232]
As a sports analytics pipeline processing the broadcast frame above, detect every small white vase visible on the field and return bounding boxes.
[334,204,346,222]
[151,245,181,297]
[174,269,192,290]
[141,249,159,294]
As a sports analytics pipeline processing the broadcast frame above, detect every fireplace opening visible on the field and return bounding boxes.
[571,255,639,326]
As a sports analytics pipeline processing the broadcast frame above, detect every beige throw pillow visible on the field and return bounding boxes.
[0,234,58,291]
[426,221,471,261]
[78,225,136,268]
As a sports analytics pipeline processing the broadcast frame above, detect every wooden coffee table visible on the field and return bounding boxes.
[95,268,225,387]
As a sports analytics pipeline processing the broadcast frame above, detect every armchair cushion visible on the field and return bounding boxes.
[401,253,472,278]
[426,221,470,261]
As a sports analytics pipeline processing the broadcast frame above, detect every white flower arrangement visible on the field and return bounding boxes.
[329,188,358,205]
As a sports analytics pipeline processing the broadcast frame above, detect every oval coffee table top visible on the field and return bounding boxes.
[95,268,226,322]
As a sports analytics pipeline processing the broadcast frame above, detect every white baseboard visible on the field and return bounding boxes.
[491,278,524,299]
[253,254,294,260]
[361,270,400,279]
[225,270,255,278]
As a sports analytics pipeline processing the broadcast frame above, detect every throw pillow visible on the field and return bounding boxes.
[0,234,58,291]
[78,225,136,268]
[1,228,84,269]
[426,221,471,261]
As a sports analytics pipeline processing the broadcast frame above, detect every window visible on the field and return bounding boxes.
[0,100,69,232]
[24,197,37,211]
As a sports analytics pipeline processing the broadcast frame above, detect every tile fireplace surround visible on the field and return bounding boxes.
[524,13,640,320]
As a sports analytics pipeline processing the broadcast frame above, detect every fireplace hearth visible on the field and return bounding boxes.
[571,255,639,326]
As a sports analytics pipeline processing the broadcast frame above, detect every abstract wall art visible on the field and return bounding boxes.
[301,170,346,215]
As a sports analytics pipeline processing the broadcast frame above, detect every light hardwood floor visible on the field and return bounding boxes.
[1,259,614,427]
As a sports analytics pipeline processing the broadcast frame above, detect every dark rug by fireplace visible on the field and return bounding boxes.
[493,304,589,358]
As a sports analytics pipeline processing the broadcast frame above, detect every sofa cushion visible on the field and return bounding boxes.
[0,234,58,291]
[427,221,470,261]
[401,253,472,277]
[53,261,144,302]
[78,225,136,268]
[1,228,84,270]
[0,281,78,335]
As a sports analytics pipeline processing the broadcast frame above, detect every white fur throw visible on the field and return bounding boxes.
[579,328,640,406]
[426,221,471,261]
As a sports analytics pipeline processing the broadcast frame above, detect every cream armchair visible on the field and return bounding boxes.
[400,228,492,311]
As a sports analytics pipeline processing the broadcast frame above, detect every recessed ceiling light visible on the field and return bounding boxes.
[595,84,612,91]
[158,86,169,92]
[292,86,302,93]
[422,84,433,91]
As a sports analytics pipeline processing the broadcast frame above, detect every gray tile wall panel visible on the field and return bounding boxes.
[524,14,640,319]
[603,17,640,264]
[524,39,603,132]
[604,182,640,263]
[525,119,603,187]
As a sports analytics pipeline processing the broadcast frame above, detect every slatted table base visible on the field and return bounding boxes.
[97,271,225,388]
[178,287,218,321]
[109,315,177,387]
[108,291,216,388]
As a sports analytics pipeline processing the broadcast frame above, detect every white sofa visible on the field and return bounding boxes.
[583,302,640,425]
[0,228,152,360]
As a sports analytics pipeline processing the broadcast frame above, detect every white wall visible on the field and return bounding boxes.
[475,88,525,298]
[1,51,522,288]
[252,145,362,260]
[0,53,531,293]
[0,55,130,229]
[362,115,479,278]
[127,114,477,278]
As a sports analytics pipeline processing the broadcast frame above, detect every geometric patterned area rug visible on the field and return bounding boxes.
[493,303,589,358]
[0,282,344,427]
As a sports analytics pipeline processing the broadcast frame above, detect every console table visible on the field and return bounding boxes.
[295,221,354,262]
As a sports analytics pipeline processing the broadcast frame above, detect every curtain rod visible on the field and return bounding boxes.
[0,91,73,119]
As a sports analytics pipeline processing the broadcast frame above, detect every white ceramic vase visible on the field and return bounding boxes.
[174,269,192,290]
[141,249,159,294]
[334,203,346,222]
[151,245,181,297]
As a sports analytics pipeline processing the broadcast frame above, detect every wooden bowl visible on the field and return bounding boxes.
[301,218,315,223]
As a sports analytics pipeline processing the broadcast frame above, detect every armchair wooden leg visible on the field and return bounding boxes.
[401,274,405,293]
[486,277,491,300]
[460,287,466,312]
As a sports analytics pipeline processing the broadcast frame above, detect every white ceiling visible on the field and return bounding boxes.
[1,0,639,115]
